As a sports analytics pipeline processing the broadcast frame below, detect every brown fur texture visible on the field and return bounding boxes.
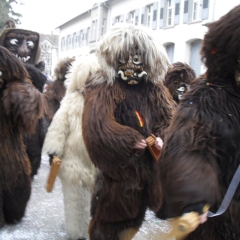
[44,56,75,121]
[82,24,176,240]
[22,63,49,177]
[83,76,175,240]
[82,24,175,240]
[0,46,46,226]
[157,5,240,240]
[164,62,196,103]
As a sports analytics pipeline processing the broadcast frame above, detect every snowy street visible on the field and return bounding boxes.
[0,155,174,240]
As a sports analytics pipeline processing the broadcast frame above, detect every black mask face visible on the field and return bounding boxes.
[2,29,40,65]
[175,83,190,101]
[118,54,147,85]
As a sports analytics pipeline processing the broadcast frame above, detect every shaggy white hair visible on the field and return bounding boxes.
[96,23,171,85]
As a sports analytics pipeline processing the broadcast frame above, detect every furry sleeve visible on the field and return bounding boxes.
[82,77,148,180]
[151,82,177,139]
[3,81,46,134]
[159,100,219,218]
[42,94,70,157]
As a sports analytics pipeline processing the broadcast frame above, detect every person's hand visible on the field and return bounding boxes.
[155,137,163,150]
[134,139,147,149]
[199,211,208,224]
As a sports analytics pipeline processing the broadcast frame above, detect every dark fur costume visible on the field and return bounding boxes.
[82,24,176,240]
[158,5,240,240]
[0,46,45,227]
[23,64,49,177]
[45,56,75,122]
[164,62,196,103]
[0,20,48,178]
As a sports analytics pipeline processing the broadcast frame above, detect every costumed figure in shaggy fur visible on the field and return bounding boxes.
[164,62,196,103]
[0,20,49,178]
[44,56,75,122]
[23,64,49,177]
[42,54,98,240]
[0,46,46,227]
[158,5,240,240]
[82,24,176,240]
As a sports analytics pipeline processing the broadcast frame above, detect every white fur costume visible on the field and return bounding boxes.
[42,54,99,239]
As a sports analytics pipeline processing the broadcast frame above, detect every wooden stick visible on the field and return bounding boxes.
[45,156,61,192]
[145,134,161,161]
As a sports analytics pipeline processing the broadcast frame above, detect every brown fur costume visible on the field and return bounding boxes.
[0,20,48,178]
[158,5,240,240]
[44,56,75,122]
[82,24,176,240]
[164,62,196,103]
[0,46,45,227]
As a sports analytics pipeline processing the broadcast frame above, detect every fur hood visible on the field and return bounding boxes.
[64,54,100,93]
[52,56,75,82]
[95,23,171,85]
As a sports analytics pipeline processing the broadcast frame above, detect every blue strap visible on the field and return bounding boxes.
[208,165,240,217]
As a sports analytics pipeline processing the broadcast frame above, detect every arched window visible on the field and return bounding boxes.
[73,32,78,48]
[79,30,84,47]
[165,43,175,63]
[86,27,90,45]
[189,39,202,77]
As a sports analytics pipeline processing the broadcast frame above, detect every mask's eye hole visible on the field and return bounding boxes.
[119,59,125,64]
[10,38,18,45]
[27,41,34,47]
[177,86,185,92]
[133,55,142,64]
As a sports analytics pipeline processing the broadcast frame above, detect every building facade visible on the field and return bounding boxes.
[39,34,59,77]
[56,0,239,77]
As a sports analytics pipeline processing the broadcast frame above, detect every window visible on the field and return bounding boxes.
[66,35,71,50]
[160,0,180,28]
[91,20,97,41]
[189,39,202,77]
[192,0,201,21]
[167,0,174,26]
[116,16,121,23]
[86,27,90,44]
[165,43,175,63]
[147,5,153,28]
[79,30,84,46]
[129,11,135,24]
[102,18,106,36]
[183,0,209,24]
[73,32,78,48]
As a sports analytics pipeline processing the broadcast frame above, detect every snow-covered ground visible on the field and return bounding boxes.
[0,155,174,240]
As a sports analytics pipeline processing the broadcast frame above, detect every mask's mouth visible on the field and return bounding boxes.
[118,70,147,85]
[15,54,30,62]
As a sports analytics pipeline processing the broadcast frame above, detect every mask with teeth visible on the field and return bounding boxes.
[0,28,40,65]
[118,53,147,85]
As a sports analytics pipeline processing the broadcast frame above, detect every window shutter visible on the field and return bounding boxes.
[120,14,124,22]
[152,2,158,30]
[135,9,139,25]
[183,0,189,24]
[174,0,180,25]
[126,13,129,23]
[141,7,146,25]
[83,29,87,46]
[159,0,164,29]
[202,0,209,20]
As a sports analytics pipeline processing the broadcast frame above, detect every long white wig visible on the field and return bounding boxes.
[96,23,171,85]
